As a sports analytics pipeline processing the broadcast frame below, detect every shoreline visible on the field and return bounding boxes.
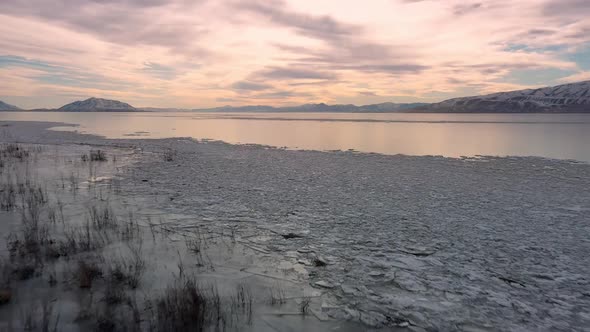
[0,124,366,331]
[2,119,588,165]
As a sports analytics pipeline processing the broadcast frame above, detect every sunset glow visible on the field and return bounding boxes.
[1,0,589,109]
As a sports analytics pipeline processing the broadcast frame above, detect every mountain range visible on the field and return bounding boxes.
[1,80,589,113]
[412,80,590,113]
[187,102,429,113]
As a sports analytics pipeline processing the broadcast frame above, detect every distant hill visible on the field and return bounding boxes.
[140,107,188,112]
[58,97,137,112]
[0,100,21,111]
[11,81,590,113]
[193,102,429,113]
[412,80,590,113]
[356,102,430,112]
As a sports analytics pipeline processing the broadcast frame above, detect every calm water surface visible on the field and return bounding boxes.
[1,112,590,162]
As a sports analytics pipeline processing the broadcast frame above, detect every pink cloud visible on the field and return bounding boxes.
[0,0,588,108]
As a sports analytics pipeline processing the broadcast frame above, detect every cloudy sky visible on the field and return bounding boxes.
[1,0,589,109]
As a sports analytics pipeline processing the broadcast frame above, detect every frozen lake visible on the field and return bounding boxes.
[1,112,590,162]
[2,120,589,330]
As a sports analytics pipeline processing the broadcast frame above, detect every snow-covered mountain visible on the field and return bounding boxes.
[414,81,590,113]
[58,97,137,112]
[0,100,20,111]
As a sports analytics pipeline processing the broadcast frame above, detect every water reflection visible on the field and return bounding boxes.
[1,112,589,162]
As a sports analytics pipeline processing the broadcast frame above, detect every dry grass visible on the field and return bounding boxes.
[82,149,107,162]
[0,143,266,331]
[77,259,103,289]
[0,182,17,210]
[18,298,60,332]
[103,282,126,305]
[300,296,311,315]
[107,250,145,290]
[231,283,253,324]
[1,143,30,160]
[119,212,141,242]
[61,225,105,255]
[269,285,286,306]
[154,277,218,332]
[88,205,117,231]
[185,231,214,270]
[0,259,12,306]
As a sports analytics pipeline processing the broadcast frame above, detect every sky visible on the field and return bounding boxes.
[1,0,590,109]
